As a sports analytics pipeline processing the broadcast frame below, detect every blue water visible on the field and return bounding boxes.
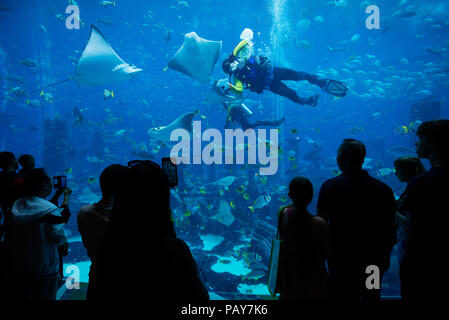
[1,0,448,299]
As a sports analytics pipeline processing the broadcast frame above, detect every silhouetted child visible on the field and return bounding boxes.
[18,154,35,177]
[278,177,330,299]
[393,156,425,299]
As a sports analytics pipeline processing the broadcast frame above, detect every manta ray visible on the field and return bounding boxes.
[38,25,142,90]
[168,32,222,83]
[147,111,198,144]
[74,25,142,85]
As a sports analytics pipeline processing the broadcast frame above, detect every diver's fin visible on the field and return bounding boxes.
[306,94,319,107]
[320,79,348,97]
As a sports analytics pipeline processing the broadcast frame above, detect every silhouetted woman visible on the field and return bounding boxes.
[279,177,330,299]
[93,160,209,301]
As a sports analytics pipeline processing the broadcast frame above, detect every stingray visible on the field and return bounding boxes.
[37,25,142,91]
[210,200,235,227]
[168,32,222,83]
[206,176,238,190]
[147,111,198,144]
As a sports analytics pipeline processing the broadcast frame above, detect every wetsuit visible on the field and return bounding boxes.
[227,40,323,105]
[226,105,284,131]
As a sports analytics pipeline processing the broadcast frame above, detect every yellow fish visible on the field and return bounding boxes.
[87,176,96,184]
[199,187,206,194]
[394,126,408,135]
[236,185,245,194]
[64,168,72,174]
[219,189,224,196]
[230,201,235,209]
[184,210,192,217]
[243,193,250,200]
[163,66,168,72]
[331,169,341,176]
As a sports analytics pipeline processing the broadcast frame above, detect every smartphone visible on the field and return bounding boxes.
[53,176,67,189]
[162,157,178,187]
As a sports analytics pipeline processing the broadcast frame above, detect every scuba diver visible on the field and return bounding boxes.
[224,103,285,130]
[221,29,348,106]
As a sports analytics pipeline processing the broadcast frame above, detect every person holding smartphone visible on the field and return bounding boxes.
[5,168,70,300]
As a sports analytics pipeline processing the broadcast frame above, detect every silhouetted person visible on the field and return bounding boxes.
[401,119,449,300]
[0,152,23,215]
[317,139,396,300]
[279,177,330,299]
[94,160,209,301]
[0,152,24,282]
[77,164,128,300]
[5,168,70,300]
[17,154,35,177]
[393,156,425,299]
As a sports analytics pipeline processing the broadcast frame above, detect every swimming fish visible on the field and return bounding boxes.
[184,210,192,217]
[236,185,245,194]
[394,126,408,135]
[104,89,114,99]
[241,270,265,282]
[10,87,26,97]
[408,121,422,133]
[86,156,104,164]
[26,99,41,107]
[376,168,395,177]
[249,195,271,212]
[208,176,237,190]
[99,1,116,7]
[40,91,54,103]
[88,176,97,184]
[347,126,364,135]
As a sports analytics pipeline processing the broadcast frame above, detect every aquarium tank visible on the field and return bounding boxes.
[0,0,448,300]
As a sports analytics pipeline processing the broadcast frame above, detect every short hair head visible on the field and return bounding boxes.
[337,139,366,171]
[18,154,35,170]
[99,164,128,197]
[0,151,16,170]
[288,177,313,209]
[222,55,237,75]
[416,120,449,159]
[394,156,425,182]
[23,168,51,196]
[113,161,174,238]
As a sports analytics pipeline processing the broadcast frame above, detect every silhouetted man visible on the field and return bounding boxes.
[317,139,396,300]
[0,152,23,238]
[401,120,449,300]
